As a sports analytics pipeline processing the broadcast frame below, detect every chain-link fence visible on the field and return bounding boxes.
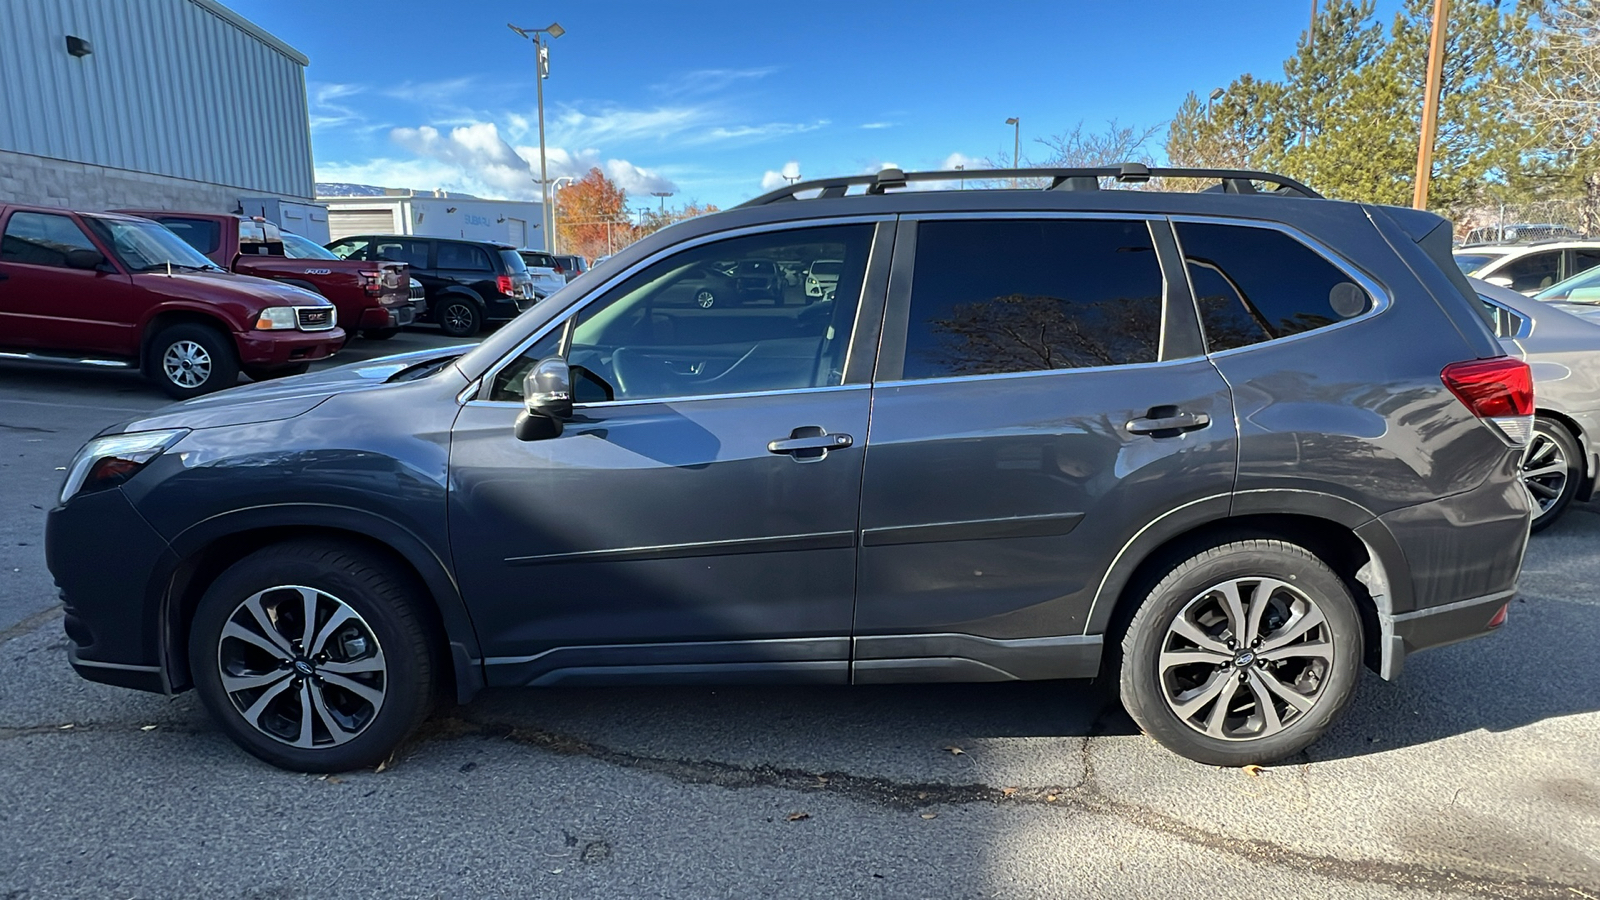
[1453,196,1597,244]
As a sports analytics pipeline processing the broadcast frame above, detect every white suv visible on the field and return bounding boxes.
[1455,240,1600,295]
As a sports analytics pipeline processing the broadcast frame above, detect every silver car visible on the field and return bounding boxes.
[1475,278,1600,530]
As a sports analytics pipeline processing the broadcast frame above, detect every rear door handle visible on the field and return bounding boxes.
[1125,410,1211,436]
[768,425,853,461]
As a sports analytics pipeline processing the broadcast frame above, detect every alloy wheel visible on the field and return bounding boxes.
[162,340,212,388]
[442,302,474,333]
[1158,577,1334,741]
[1522,430,1570,516]
[216,585,387,748]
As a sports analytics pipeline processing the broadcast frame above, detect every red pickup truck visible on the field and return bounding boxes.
[119,211,417,339]
[0,204,345,398]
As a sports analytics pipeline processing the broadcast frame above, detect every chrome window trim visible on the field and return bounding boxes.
[895,211,1163,224]
[464,382,870,410]
[476,215,894,404]
[1168,214,1393,360]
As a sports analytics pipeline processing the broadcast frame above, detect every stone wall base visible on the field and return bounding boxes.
[0,149,309,213]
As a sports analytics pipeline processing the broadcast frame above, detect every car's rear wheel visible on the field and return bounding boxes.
[1525,416,1581,532]
[147,323,239,399]
[435,297,482,337]
[1119,539,1363,766]
[188,540,438,772]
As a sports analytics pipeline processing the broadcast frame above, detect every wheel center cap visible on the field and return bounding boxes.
[292,658,315,677]
[1233,650,1256,668]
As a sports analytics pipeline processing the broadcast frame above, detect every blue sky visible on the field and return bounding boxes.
[225,0,1400,210]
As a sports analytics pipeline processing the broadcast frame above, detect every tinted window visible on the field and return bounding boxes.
[498,249,528,274]
[1501,251,1562,293]
[1,212,100,268]
[152,217,222,255]
[521,251,558,269]
[1571,248,1600,278]
[372,239,429,269]
[490,224,874,402]
[1176,222,1372,352]
[438,243,491,271]
[1454,253,1503,274]
[900,219,1162,380]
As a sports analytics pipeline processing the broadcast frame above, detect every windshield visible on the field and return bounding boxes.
[85,218,221,272]
[279,232,340,260]
[1453,252,1505,274]
[810,260,843,276]
[1536,265,1600,302]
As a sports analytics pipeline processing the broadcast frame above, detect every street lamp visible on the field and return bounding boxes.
[547,174,576,254]
[1005,117,1020,188]
[508,21,566,252]
[1207,87,1225,120]
[651,191,674,212]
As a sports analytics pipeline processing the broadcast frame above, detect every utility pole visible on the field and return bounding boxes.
[1005,117,1020,188]
[1412,0,1450,210]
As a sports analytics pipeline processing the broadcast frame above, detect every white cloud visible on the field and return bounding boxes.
[942,152,989,171]
[308,82,368,132]
[759,161,802,191]
[651,67,778,97]
[392,123,537,198]
[860,122,896,130]
[519,145,677,195]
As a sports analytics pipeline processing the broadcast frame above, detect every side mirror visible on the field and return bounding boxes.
[65,248,107,271]
[513,356,572,442]
[1485,275,1514,289]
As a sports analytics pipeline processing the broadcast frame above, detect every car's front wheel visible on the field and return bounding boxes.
[1119,539,1363,767]
[1525,415,1582,533]
[147,323,239,399]
[188,540,438,772]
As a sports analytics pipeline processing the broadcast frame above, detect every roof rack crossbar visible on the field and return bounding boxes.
[736,164,1323,207]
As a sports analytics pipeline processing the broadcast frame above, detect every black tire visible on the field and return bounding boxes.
[435,296,483,337]
[1526,415,1582,533]
[363,328,401,340]
[1118,539,1363,767]
[188,540,439,772]
[146,323,240,399]
[243,362,311,381]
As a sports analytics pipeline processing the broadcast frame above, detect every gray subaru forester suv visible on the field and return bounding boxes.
[49,165,1533,772]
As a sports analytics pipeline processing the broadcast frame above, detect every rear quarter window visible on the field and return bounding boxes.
[499,250,528,273]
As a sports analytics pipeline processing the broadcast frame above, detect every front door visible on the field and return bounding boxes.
[449,220,892,686]
[0,209,139,355]
[852,216,1238,682]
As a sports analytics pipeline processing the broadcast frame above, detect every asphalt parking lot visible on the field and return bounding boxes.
[1,333,1597,899]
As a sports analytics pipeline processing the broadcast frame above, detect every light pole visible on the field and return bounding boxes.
[1207,87,1225,121]
[1412,0,1450,210]
[1005,117,1020,187]
[547,174,576,254]
[651,191,673,212]
[508,21,565,251]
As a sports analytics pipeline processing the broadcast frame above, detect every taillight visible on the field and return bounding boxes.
[1441,357,1534,444]
[1487,604,1509,628]
[496,274,515,295]
[358,270,382,297]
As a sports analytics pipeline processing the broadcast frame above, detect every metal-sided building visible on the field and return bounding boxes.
[0,0,328,239]
[322,192,547,250]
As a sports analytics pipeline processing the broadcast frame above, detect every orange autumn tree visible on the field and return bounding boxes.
[554,168,634,260]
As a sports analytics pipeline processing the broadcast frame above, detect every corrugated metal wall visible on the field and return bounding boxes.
[0,0,314,199]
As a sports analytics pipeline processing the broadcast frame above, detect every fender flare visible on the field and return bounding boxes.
[159,503,484,701]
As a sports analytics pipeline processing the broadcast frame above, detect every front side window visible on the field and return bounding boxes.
[0,212,101,268]
[1176,222,1372,353]
[899,218,1163,380]
[438,243,491,271]
[490,224,874,402]
[372,240,429,269]
[1501,251,1562,293]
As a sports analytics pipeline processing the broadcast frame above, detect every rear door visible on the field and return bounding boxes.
[436,242,496,297]
[0,209,140,355]
[851,215,1237,682]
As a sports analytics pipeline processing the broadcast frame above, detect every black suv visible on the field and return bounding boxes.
[325,235,535,337]
[51,165,1532,772]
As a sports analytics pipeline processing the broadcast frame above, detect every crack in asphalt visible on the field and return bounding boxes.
[423,713,1588,900]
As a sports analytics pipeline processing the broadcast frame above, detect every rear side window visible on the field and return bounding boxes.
[1,212,101,268]
[1175,222,1372,353]
[498,249,528,273]
[1500,250,1561,293]
[1571,248,1600,278]
[152,217,221,255]
[899,218,1163,380]
[372,239,429,269]
[327,238,371,259]
[438,243,491,271]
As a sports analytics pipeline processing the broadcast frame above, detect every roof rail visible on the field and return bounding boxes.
[737,163,1323,207]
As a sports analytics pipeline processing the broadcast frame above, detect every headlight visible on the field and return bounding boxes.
[60,429,188,505]
[255,307,298,330]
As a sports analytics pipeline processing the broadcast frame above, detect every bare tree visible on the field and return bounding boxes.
[1032,120,1161,168]
[1516,1,1600,231]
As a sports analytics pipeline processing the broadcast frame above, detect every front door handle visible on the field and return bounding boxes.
[768,425,853,461]
[1125,409,1211,436]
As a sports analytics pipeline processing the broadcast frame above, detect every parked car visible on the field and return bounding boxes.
[1475,278,1600,531]
[515,250,568,299]
[1462,223,1581,246]
[731,258,785,302]
[552,253,589,282]
[325,235,535,337]
[50,164,1530,773]
[1532,264,1600,303]
[121,211,411,341]
[0,203,343,398]
[804,257,843,299]
[1454,240,1600,295]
